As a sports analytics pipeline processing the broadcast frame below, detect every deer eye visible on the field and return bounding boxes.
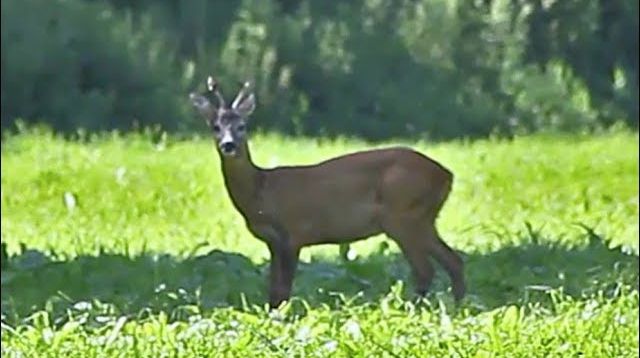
[237,124,246,132]
[212,124,221,133]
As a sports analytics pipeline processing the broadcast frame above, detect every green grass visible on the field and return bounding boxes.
[1,129,638,357]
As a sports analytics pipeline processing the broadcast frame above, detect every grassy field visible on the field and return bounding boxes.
[1,129,638,357]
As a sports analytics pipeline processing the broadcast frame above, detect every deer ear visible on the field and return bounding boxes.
[233,93,256,117]
[189,93,215,119]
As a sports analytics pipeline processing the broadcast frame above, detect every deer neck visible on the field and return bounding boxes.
[219,142,264,217]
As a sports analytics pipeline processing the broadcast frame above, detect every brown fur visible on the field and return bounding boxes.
[190,79,465,308]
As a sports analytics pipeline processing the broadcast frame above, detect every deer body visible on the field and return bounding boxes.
[225,146,451,246]
[190,78,465,308]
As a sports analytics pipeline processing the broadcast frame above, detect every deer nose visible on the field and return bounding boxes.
[220,141,236,154]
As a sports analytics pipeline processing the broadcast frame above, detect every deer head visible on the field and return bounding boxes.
[189,76,256,157]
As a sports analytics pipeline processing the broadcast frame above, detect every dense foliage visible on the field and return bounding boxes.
[2,0,638,139]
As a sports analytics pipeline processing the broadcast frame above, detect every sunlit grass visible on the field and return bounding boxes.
[1,129,638,357]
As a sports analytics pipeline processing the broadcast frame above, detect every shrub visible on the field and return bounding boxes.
[1,0,190,133]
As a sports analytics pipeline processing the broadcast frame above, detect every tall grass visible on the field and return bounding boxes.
[1,130,638,356]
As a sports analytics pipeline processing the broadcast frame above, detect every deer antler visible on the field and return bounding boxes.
[232,81,252,109]
[207,76,226,108]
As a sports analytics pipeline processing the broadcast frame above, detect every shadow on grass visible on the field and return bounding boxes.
[1,236,638,324]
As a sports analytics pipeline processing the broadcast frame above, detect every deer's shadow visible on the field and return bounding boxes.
[1,236,638,324]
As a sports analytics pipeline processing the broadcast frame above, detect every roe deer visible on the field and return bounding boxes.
[189,76,465,308]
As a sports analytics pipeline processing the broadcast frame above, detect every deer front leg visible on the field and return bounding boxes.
[267,241,300,309]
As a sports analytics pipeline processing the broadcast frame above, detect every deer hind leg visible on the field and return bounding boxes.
[383,219,436,297]
[384,213,465,301]
[401,241,436,297]
[424,227,465,302]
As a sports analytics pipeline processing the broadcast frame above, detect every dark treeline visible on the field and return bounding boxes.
[1,0,637,140]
